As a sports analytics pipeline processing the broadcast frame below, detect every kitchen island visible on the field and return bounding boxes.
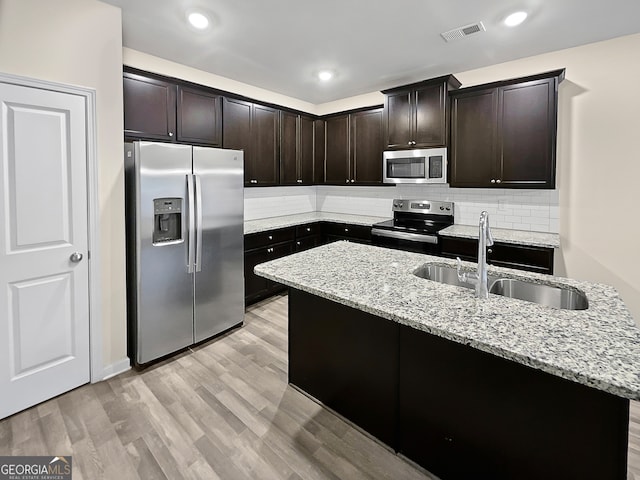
[254,241,640,480]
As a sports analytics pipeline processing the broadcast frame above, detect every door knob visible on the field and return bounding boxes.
[70,252,83,263]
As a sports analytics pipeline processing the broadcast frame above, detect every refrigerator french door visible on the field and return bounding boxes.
[125,141,244,366]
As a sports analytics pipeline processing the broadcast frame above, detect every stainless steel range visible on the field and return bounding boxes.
[371,199,454,255]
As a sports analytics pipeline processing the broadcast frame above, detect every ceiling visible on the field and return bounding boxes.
[103,0,640,104]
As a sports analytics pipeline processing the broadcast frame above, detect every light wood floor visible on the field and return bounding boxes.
[1,292,640,479]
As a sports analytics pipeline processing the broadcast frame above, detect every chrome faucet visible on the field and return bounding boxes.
[456,211,494,299]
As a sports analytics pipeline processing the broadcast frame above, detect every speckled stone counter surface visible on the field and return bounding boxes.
[439,224,560,248]
[244,212,389,235]
[255,241,640,400]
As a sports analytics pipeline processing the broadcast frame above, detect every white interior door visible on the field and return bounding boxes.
[0,81,90,419]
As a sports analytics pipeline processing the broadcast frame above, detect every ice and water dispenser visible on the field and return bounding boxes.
[152,198,183,244]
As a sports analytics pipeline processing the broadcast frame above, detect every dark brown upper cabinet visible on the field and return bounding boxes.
[321,108,384,185]
[223,97,279,186]
[124,71,223,147]
[351,109,384,184]
[450,69,564,189]
[176,86,222,146]
[279,112,315,185]
[314,119,326,184]
[123,71,176,141]
[324,114,350,184]
[382,75,461,150]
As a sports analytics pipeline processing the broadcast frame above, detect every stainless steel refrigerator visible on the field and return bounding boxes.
[125,141,244,366]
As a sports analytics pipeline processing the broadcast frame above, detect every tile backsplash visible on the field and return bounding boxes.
[245,184,559,233]
[244,186,316,221]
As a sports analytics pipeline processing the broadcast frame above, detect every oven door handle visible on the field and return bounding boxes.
[371,228,439,245]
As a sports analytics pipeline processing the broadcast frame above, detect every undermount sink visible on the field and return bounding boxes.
[413,264,589,310]
[489,278,588,311]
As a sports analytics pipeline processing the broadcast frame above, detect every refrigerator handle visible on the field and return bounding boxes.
[194,174,203,273]
[186,174,196,273]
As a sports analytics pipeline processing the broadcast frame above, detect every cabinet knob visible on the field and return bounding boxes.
[344,228,349,232]
[346,179,349,183]
[296,241,301,246]
[168,132,173,137]
[496,179,501,184]
[306,227,311,232]
[350,179,355,183]
[297,179,303,183]
[488,248,493,254]
[490,179,496,184]
[268,235,273,240]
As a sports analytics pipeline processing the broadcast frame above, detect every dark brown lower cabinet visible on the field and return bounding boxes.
[440,236,554,275]
[288,289,629,480]
[289,289,399,446]
[244,222,372,305]
[322,222,372,244]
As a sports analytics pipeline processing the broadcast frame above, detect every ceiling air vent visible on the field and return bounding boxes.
[440,21,486,42]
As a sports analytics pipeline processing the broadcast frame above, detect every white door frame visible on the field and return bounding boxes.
[0,72,103,383]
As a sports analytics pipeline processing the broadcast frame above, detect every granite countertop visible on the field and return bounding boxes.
[440,225,560,248]
[244,212,389,235]
[255,241,640,400]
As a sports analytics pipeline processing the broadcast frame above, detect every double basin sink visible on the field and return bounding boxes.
[414,264,588,311]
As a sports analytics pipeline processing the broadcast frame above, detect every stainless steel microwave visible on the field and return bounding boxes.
[382,148,447,184]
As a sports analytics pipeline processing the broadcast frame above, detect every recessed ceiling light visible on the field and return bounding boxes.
[318,71,333,82]
[504,11,528,27]
[187,12,209,30]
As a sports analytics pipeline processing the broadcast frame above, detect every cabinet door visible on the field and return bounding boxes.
[313,119,326,184]
[384,89,413,149]
[253,104,279,186]
[289,290,400,447]
[300,115,315,185]
[244,248,270,303]
[414,83,447,147]
[450,89,498,187]
[123,72,176,141]
[498,78,556,188]
[324,115,350,184]
[223,97,253,184]
[351,108,384,184]
[177,86,222,146]
[279,111,298,185]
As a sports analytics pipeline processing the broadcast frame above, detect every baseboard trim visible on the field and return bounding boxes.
[99,357,131,382]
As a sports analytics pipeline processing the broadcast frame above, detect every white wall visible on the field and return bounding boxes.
[0,0,127,371]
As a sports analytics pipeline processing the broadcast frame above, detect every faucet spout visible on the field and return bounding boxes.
[476,211,493,299]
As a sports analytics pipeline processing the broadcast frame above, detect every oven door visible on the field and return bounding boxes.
[371,228,440,255]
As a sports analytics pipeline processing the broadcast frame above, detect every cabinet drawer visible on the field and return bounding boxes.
[295,223,321,238]
[295,235,322,252]
[322,222,372,241]
[245,227,295,250]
